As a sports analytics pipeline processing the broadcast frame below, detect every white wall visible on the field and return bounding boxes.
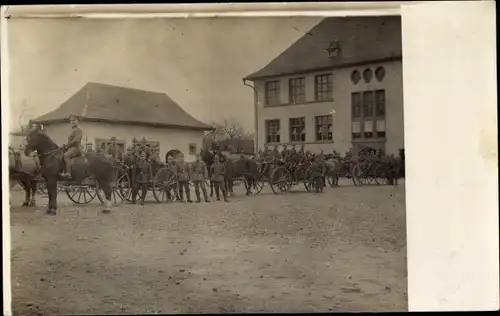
[42,121,206,160]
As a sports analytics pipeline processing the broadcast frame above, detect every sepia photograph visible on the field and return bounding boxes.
[3,2,496,314]
[7,10,406,315]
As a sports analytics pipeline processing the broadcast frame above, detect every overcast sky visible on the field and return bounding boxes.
[7,17,321,132]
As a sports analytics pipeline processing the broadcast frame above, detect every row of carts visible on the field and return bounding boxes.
[34,154,398,206]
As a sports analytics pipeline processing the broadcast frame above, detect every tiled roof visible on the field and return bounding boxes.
[32,82,213,130]
[244,16,402,80]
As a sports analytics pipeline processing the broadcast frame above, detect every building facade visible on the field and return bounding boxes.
[244,16,404,155]
[31,82,213,161]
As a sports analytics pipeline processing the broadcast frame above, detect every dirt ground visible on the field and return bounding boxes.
[9,179,407,314]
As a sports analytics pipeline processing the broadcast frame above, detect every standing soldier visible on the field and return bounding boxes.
[191,154,210,203]
[281,144,290,160]
[310,155,326,193]
[86,142,94,153]
[105,137,123,163]
[132,151,152,205]
[175,154,192,203]
[123,146,136,167]
[60,114,83,178]
[272,145,281,160]
[210,155,229,202]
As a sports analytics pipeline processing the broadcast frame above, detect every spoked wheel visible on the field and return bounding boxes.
[65,179,97,205]
[374,164,389,185]
[96,167,131,206]
[251,178,265,195]
[302,165,315,192]
[153,168,178,203]
[352,165,362,187]
[37,182,48,196]
[269,166,292,194]
[356,163,373,186]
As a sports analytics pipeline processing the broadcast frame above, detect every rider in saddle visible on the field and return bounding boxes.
[60,114,83,178]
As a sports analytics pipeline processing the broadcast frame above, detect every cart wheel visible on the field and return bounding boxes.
[153,168,178,203]
[37,182,48,196]
[303,165,314,192]
[252,178,265,195]
[65,183,97,205]
[352,165,362,186]
[96,167,131,206]
[269,166,292,194]
[374,164,389,185]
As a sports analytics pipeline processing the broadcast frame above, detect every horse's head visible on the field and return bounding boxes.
[24,127,57,157]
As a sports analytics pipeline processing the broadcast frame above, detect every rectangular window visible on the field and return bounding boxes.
[352,121,362,139]
[188,143,197,155]
[289,77,305,103]
[265,119,281,144]
[362,91,374,117]
[376,120,386,138]
[265,81,280,105]
[351,92,362,118]
[351,90,387,141]
[315,74,333,101]
[315,115,333,141]
[375,89,386,116]
[289,117,306,142]
[364,120,374,138]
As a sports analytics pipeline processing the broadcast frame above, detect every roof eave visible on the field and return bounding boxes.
[31,117,215,132]
[243,55,402,81]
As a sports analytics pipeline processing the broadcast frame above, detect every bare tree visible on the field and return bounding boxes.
[208,118,255,153]
[210,118,247,141]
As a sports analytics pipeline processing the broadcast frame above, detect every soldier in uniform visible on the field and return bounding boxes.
[210,155,229,202]
[310,155,326,193]
[175,154,192,203]
[190,154,210,203]
[123,146,136,167]
[272,145,281,160]
[86,142,94,153]
[61,115,83,178]
[105,137,123,163]
[281,144,290,160]
[132,151,152,205]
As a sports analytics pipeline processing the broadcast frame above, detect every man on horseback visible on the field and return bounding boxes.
[60,115,83,178]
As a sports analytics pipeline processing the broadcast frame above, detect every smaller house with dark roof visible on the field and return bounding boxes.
[31,82,213,160]
[243,16,404,155]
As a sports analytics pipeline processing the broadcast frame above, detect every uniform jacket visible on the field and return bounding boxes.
[311,161,326,178]
[210,162,225,182]
[191,161,208,181]
[67,126,83,150]
[105,144,123,158]
[176,161,190,181]
[135,158,152,183]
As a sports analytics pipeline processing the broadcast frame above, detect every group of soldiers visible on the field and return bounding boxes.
[131,152,229,205]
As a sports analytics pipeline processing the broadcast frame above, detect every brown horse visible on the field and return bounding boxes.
[9,147,40,206]
[24,128,115,215]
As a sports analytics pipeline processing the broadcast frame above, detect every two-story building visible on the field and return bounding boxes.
[243,16,404,155]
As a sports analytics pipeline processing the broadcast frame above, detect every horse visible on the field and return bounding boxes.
[9,147,40,207]
[24,128,116,215]
[233,155,260,195]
